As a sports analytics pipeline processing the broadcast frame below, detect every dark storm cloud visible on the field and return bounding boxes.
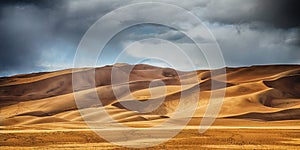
[0,0,299,75]
[0,1,90,75]
[0,4,52,75]
[257,0,300,28]
[197,0,300,29]
[0,0,60,7]
[0,0,138,75]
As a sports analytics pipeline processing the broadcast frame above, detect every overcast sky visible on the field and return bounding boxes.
[0,0,299,76]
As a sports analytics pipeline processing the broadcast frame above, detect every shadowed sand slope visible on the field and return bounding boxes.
[0,64,300,128]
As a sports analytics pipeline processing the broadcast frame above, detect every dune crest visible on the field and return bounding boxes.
[0,64,300,128]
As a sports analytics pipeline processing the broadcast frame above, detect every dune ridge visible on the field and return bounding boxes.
[0,64,300,128]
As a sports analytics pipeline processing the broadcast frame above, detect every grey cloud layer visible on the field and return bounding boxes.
[0,0,299,75]
[192,0,300,28]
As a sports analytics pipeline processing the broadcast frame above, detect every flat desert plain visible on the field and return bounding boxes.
[0,64,300,149]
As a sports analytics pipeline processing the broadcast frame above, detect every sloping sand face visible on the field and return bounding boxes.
[0,64,300,149]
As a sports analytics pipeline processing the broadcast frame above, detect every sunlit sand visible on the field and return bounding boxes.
[1,64,300,149]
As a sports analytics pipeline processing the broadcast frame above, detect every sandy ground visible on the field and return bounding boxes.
[1,127,300,149]
[1,119,300,149]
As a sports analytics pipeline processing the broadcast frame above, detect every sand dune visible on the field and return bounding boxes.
[1,64,300,127]
[0,64,300,148]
